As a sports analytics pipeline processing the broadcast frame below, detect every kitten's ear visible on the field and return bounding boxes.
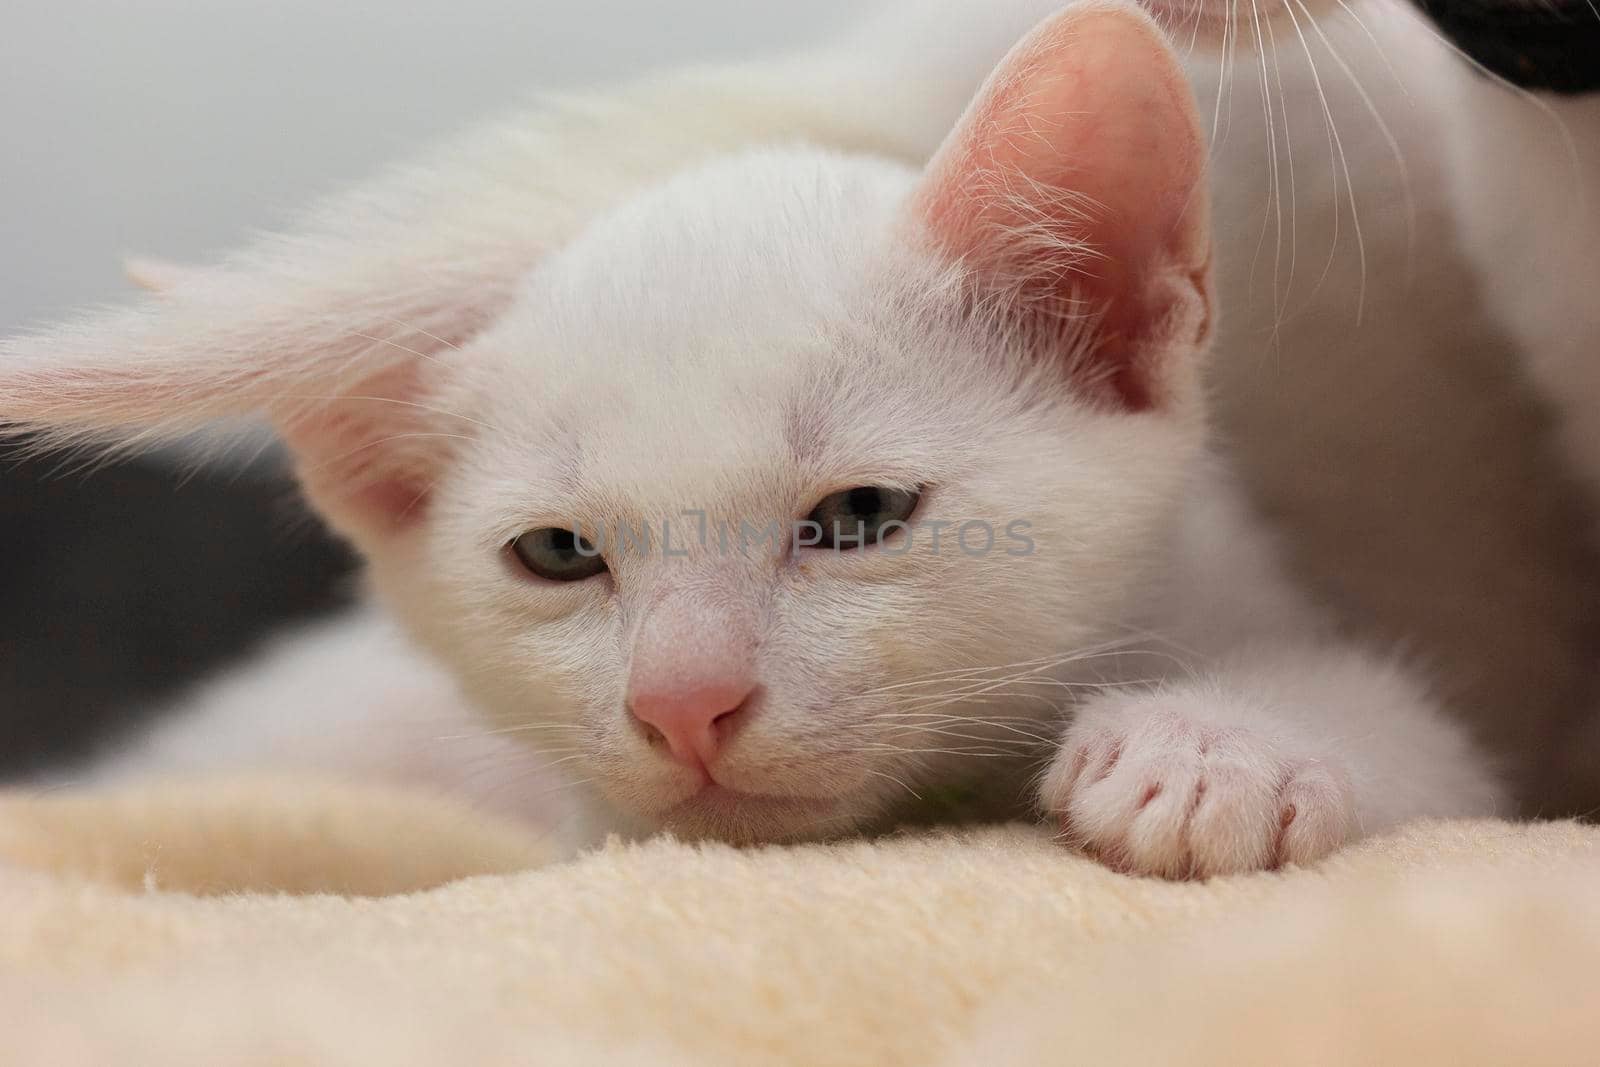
[914,2,1210,412]
[0,246,532,542]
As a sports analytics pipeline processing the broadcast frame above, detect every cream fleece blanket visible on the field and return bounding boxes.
[2,779,1596,1065]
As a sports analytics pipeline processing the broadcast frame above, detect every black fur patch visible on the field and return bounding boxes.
[1410,0,1600,94]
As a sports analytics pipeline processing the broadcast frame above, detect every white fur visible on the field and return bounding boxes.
[1394,12,1600,801]
[1,1,1504,874]
[1425,54,1600,505]
[55,608,595,837]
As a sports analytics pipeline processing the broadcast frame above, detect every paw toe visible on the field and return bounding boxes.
[1274,763,1355,866]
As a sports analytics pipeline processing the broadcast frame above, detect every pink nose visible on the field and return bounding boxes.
[628,678,754,769]
[628,589,759,770]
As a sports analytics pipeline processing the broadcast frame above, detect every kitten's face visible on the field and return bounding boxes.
[0,3,1208,845]
[369,152,1202,841]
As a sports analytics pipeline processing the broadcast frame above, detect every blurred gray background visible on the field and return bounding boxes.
[0,0,856,771]
[2,0,858,329]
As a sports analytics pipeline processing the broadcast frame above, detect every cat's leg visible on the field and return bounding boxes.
[1038,641,1503,878]
[47,610,454,787]
[31,609,570,827]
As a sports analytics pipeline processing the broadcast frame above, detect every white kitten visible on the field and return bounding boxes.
[1,3,1501,875]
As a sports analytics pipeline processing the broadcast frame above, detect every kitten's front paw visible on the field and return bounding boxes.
[1040,694,1354,879]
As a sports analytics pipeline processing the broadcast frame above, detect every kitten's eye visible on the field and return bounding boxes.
[510,527,608,582]
[805,486,921,549]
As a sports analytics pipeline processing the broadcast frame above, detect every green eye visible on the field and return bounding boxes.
[510,527,608,582]
[805,486,920,549]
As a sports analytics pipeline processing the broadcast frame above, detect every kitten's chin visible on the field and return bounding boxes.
[651,786,867,846]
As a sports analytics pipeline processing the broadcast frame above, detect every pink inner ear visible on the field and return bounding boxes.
[915,5,1211,411]
[277,360,439,537]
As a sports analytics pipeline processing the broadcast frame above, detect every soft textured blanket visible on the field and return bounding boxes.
[1,778,1596,1065]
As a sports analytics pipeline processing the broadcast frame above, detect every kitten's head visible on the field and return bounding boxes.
[1,3,1210,842]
